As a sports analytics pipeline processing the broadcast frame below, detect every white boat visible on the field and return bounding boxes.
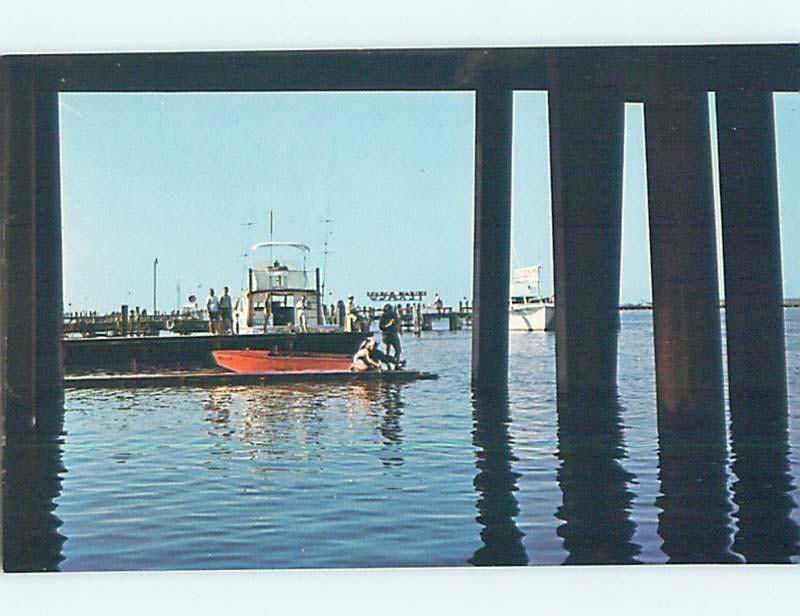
[509,265,555,331]
[234,241,331,334]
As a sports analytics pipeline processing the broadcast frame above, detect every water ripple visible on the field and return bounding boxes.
[29,313,796,569]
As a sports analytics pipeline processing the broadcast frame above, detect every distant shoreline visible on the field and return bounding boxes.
[619,301,800,310]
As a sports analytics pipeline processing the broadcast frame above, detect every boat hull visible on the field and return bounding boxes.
[212,350,353,374]
[509,303,555,331]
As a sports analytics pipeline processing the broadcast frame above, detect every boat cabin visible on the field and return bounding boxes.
[237,241,326,332]
[511,265,548,305]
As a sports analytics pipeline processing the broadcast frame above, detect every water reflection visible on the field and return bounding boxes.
[204,387,234,438]
[203,383,408,469]
[729,396,799,563]
[376,384,405,468]
[555,394,641,565]
[469,389,528,566]
[237,385,327,463]
[3,409,67,572]
[326,381,407,467]
[656,424,742,563]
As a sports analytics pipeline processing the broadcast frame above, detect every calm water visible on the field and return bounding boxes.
[6,311,800,570]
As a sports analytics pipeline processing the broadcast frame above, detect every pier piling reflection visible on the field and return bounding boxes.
[729,395,799,563]
[555,393,640,565]
[656,422,742,564]
[2,405,67,572]
[469,388,527,566]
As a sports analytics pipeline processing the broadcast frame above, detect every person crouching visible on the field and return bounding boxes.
[351,338,392,372]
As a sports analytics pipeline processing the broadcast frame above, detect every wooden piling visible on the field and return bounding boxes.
[1,61,64,435]
[32,87,65,434]
[547,53,625,401]
[645,88,724,435]
[471,86,512,390]
[716,89,787,427]
[413,303,422,336]
[2,62,37,433]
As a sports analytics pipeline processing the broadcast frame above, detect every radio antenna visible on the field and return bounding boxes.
[321,137,336,301]
[321,215,333,301]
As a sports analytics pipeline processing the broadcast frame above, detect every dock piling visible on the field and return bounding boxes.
[471,86,513,390]
[1,62,64,435]
[716,89,788,427]
[644,88,725,435]
[547,53,625,401]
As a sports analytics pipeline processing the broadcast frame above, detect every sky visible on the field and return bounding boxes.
[59,90,800,313]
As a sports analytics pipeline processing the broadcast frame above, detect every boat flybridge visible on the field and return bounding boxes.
[234,241,331,334]
[509,265,555,331]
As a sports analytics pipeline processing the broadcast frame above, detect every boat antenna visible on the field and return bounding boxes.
[269,210,274,262]
[239,251,249,297]
[321,136,336,301]
[321,215,333,301]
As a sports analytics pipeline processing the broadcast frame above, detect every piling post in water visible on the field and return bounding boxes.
[1,62,36,434]
[32,84,64,435]
[644,87,725,436]
[315,267,322,325]
[716,90,787,429]
[121,304,129,336]
[547,51,625,401]
[0,61,64,436]
[471,85,513,390]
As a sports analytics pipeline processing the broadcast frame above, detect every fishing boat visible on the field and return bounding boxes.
[212,349,353,374]
[509,266,555,331]
[235,241,332,335]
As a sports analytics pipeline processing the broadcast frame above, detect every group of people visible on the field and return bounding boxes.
[351,303,406,371]
[205,287,234,335]
[327,295,364,332]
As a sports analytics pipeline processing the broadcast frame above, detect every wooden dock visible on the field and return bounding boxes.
[63,331,368,370]
[64,369,438,389]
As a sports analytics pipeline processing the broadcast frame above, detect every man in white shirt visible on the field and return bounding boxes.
[206,288,220,335]
[344,295,359,332]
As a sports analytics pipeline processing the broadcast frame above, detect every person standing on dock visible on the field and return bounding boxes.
[206,288,220,335]
[379,303,403,368]
[219,286,233,335]
[344,295,360,332]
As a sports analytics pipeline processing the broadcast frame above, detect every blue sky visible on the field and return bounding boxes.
[59,90,799,313]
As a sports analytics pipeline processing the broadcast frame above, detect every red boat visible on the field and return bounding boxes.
[212,350,353,374]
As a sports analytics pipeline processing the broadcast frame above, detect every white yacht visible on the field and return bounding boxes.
[509,265,555,331]
[234,241,330,334]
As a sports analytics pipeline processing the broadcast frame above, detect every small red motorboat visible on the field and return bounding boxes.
[212,350,353,374]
